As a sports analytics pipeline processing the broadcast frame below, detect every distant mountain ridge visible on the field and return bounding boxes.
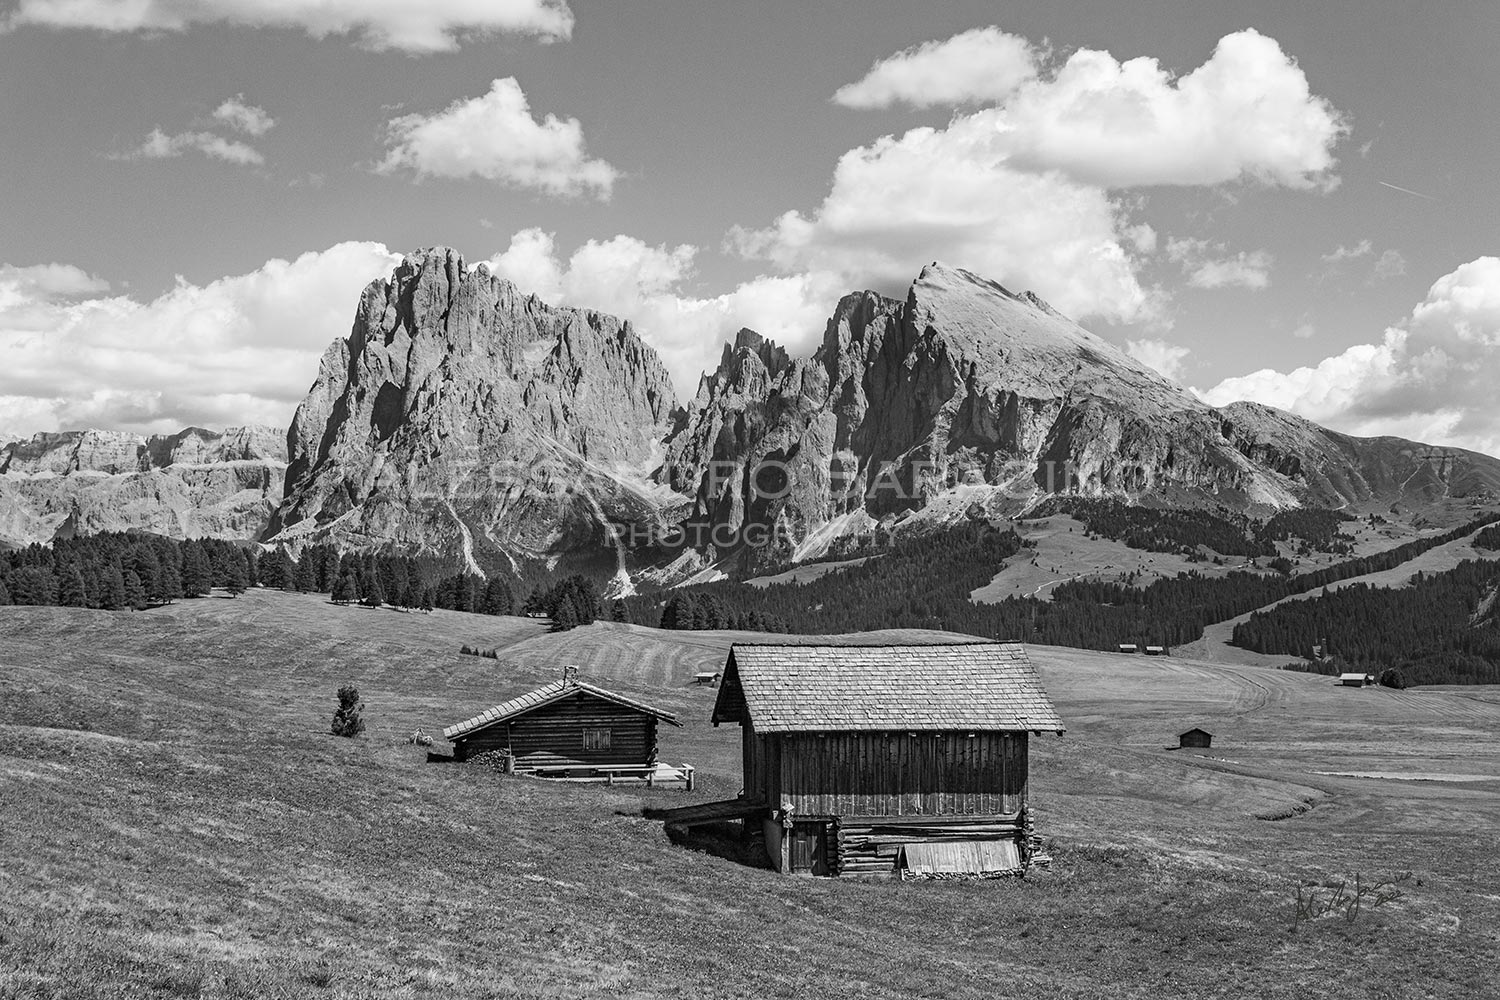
[6,248,1499,580]
[0,426,286,546]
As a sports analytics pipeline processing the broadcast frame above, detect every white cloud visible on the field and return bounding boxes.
[1321,240,1373,264]
[377,78,617,199]
[742,29,1338,325]
[1373,248,1407,280]
[0,243,401,437]
[729,113,1155,323]
[0,263,109,301]
[485,229,839,393]
[1201,256,1500,455]
[1166,237,1272,290]
[213,95,275,136]
[994,29,1345,190]
[5,0,573,52]
[831,26,1345,192]
[118,128,265,166]
[1126,338,1190,383]
[1292,321,1316,340]
[833,26,1042,109]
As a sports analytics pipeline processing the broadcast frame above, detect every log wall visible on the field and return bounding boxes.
[453,693,658,768]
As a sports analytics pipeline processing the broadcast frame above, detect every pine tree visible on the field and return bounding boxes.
[242,548,259,588]
[101,563,128,610]
[553,600,579,632]
[181,542,212,597]
[259,549,291,590]
[611,599,629,623]
[59,565,88,608]
[156,556,183,604]
[123,570,147,611]
[483,577,514,616]
[332,572,357,605]
[10,567,57,606]
[294,556,318,593]
[223,555,248,597]
[362,575,385,609]
[127,543,161,597]
[420,585,436,614]
[0,577,10,606]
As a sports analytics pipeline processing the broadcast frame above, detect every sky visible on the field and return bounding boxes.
[1,0,1498,454]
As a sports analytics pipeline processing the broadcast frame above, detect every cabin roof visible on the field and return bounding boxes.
[443,679,681,741]
[1179,727,1213,738]
[1338,672,1371,680]
[712,641,1063,733]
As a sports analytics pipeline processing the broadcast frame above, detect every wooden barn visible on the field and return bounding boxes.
[689,641,1064,877]
[1178,727,1213,749]
[443,669,689,785]
[1339,672,1374,687]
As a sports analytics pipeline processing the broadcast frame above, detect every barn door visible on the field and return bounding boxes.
[790,822,829,876]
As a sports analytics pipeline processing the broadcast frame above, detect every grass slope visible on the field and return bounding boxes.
[3,590,1499,998]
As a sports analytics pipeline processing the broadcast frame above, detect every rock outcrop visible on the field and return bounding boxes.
[0,426,286,546]
[266,247,680,575]
[661,263,1500,564]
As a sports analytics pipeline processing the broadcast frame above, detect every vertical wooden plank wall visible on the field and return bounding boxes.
[775,731,1028,818]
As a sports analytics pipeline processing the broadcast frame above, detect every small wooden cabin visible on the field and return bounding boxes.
[1144,645,1167,656]
[1338,672,1373,688]
[1117,643,1139,654]
[444,672,681,773]
[1178,727,1213,749]
[708,642,1064,877]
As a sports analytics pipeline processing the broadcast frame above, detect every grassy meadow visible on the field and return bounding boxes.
[3,589,1499,998]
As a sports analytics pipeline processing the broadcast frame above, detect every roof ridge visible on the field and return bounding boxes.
[729,639,1019,648]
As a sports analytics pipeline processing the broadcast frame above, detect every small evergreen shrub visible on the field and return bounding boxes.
[331,685,366,737]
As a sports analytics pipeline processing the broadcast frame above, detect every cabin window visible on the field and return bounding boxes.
[582,728,612,751]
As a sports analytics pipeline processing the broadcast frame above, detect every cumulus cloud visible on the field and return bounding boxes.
[213,95,275,136]
[5,0,573,52]
[833,26,1042,109]
[0,243,401,437]
[117,128,265,166]
[1126,338,1191,383]
[729,113,1155,323]
[1201,257,1500,455]
[1166,238,1273,290]
[377,78,617,199]
[992,29,1345,190]
[745,29,1338,325]
[485,229,840,393]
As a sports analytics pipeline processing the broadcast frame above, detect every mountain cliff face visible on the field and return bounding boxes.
[661,263,1500,565]
[265,248,680,575]
[0,426,285,546]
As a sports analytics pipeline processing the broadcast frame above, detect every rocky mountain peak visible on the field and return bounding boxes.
[267,246,680,568]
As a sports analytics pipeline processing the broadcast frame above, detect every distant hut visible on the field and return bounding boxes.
[443,669,687,784]
[1178,727,1213,749]
[663,641,1064,878]
[1117,643,1139,655]
[1144,645,1167,656]
[1338,672,1371,688]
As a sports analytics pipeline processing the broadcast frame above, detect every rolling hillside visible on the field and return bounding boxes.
[2,590,1498,998]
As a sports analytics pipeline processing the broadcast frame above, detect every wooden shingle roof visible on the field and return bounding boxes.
[443,679,681,742]
[711,642,1063,733]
